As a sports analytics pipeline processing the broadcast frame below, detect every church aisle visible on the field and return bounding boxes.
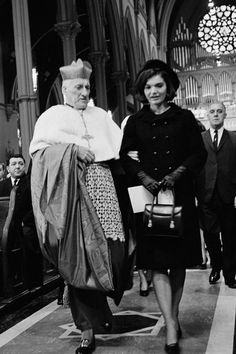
[0,269,235,354]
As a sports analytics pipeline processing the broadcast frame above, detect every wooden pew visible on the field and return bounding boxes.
[0,188,26,298]
[0,196,10,297]
[0,189,58,300]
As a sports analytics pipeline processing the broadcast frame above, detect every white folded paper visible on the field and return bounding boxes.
[128,185,174,213]
[128,185,153,213]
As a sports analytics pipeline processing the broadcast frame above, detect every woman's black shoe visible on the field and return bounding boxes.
[75,337,96,354]
[164,342,180,354]
[139,288,149,296]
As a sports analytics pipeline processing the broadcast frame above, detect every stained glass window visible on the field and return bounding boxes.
[198,2,236,55]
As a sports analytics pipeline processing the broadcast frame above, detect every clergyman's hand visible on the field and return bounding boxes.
[77,146,95,164]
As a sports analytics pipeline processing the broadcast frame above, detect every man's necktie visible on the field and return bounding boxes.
[213,129,218,150]
[10,179,18,205]
[14,179,19,186]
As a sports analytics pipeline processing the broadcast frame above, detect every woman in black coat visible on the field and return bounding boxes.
[120,60,207,354]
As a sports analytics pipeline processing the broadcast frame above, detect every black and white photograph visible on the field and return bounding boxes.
[0,1,235,353]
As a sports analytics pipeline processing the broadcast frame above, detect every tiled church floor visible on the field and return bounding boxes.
[0,269,235,354]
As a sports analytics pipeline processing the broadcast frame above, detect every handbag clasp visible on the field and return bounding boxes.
[147,187,176,230]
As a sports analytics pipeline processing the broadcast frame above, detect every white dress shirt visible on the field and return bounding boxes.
[209,127,224,147]
[10,177,19,186]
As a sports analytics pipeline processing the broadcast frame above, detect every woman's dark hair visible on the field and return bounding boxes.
[134,68,176,103]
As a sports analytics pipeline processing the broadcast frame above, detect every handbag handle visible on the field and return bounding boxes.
[147,188,176,229]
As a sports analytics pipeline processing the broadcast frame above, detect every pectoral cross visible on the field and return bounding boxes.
[82,133,94,142]
[80,110,94,148]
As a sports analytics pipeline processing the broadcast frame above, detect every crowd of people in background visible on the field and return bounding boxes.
[0,58,235,354]
[0,162,6,181]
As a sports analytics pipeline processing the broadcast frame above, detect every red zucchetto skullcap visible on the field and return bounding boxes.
[59,58,92,81]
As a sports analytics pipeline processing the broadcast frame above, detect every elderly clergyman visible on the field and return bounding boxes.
[29,58,126,354]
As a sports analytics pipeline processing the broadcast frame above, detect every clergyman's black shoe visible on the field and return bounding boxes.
[75,337,96,354]
[209,270,220,284]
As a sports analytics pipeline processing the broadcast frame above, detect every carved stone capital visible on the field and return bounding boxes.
[54,21,81,39]
[89,51,109,65]
[110,71,129,83]
[17,94,38,104]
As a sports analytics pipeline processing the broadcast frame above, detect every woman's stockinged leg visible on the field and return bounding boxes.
[152,270,177,345]
[169,267,186,329]
[139,269,148,289]
[138,269,150,296]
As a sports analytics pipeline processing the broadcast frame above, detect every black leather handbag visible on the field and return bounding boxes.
[143,190,183,238]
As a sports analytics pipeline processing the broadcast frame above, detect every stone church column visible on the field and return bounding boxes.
[0,43,18,161]
[89,51,108,110]
[111,71,128,126]
[11,0,37,165]
[54,0,81,65]
[54,22,80,65]
[86,0,109,111]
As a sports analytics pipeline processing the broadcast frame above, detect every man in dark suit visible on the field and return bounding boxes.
[0,154,43,289]
[0,154,26,194]
[196,102,236,288]
[0,154,33,223]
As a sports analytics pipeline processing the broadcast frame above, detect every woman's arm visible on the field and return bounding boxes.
[119,116,143,179]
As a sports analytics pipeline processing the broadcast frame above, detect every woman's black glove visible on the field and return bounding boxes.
[161,165,186,188]
[137,170,160,195]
